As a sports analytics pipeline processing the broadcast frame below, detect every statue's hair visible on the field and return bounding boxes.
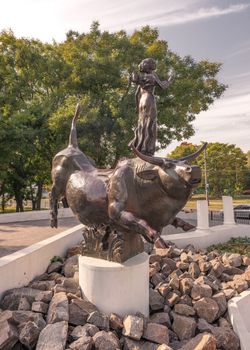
[139,58,156,73]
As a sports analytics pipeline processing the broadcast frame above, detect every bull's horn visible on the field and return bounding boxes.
[129,144,170,166]
[130,142,207,165]
[172,142,207,162]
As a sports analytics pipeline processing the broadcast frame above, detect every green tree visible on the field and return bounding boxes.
[243,150,250,191]
[0,24,226,211]
[49,23,226,166]
[0,30,69,210]
[168,142,248,197]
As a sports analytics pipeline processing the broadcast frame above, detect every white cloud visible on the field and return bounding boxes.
[226,45,250,59]
[112,4,250,30]
[0,1,248,42]
[159,91,250,155]
[197,92,250,122]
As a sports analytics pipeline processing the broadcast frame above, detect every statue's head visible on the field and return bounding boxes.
[139,58,156,73]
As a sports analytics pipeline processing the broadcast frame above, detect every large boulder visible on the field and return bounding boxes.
[19,320,44,349]
[63,255,79,278]
[172,313,196,341]
[71,323,99,340]
[194,298,219,323]
[149,289,164,311]
[93,330,121,350]
[123,315,144,341]
[87,311,109,331]
[179,333,216,350]
[0,320,18,350]
[143,322,169,345]
[36,321,68,350]
[0,288,42,310]
[46,292,69,324]
[69,335,93,350]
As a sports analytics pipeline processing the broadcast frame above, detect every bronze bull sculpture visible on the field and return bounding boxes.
[50,105,205,260]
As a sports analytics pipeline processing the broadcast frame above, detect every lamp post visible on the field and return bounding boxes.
[204,146,209,204]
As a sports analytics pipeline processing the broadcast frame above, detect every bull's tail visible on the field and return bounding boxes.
[68,103,81,148]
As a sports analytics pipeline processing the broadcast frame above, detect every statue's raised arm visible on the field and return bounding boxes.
[129,58,174,156]
[153,68,175,90]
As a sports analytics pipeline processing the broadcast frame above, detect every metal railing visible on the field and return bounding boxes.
[210,210,250,225]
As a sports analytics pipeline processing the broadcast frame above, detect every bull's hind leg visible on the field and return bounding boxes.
[171,217,195,231]
[50,186,58,228]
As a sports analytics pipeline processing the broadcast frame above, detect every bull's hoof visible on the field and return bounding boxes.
[154,237,167,249]
[183,223,195,231]
[50,219,58,228]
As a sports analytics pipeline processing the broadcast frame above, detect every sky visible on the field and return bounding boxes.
[0,0,250,153]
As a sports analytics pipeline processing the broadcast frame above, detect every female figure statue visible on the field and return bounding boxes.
[130,58,174,156]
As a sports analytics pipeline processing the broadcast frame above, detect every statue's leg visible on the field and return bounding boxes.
[136,119,145,151]
[142,117,156,156]
[50,186,58,228]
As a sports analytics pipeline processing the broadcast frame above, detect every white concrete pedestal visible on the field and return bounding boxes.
[197,200,209,230]
[79,252,149,317]
[222,196,236,225]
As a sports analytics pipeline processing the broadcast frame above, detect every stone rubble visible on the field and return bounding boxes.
[0,243,247,349]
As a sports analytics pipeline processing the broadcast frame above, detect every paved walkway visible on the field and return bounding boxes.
[0,214,223,259]
[0,217,80,258]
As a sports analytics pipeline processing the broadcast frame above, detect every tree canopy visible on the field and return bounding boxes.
[0,23,226,211]
[168,142,248,197]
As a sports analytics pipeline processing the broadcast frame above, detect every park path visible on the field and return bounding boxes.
[0,217,79,258]
[0,214,222,259]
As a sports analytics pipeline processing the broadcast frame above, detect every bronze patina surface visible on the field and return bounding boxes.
[50,109,205,262]
[50,60,205,262]
[129,58,174,156]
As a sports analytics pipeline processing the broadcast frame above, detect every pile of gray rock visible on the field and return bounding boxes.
[1,242,249,350]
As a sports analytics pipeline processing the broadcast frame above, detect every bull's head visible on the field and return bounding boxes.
[131,143,206,199]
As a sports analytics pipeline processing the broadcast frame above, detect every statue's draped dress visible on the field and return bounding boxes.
[131,73,157,156]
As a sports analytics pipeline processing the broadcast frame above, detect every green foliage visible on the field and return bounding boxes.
[0,23,226,210]
[49,23,226,164]
[168,142,248,197]
[0,30,67,210]
[50,255,63,263]
[207,237,250,256]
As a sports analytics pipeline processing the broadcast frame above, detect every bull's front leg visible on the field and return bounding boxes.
[108,165,167,248]
[50,186,58,228]
[109,202,167,249]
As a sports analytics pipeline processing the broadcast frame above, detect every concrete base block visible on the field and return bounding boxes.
[79,252,149,317]
[163,224,250,249]
[228,289,250,350]
[0,208,74,224]
[0,224,83,299]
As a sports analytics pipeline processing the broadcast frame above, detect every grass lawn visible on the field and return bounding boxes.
[208,237,250,256]
[185,194,250,211]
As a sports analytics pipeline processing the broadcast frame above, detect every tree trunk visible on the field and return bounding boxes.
[36,181,43,210]
[15,192,24,212]
[1,193,5,212]
[32,200,36,211]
